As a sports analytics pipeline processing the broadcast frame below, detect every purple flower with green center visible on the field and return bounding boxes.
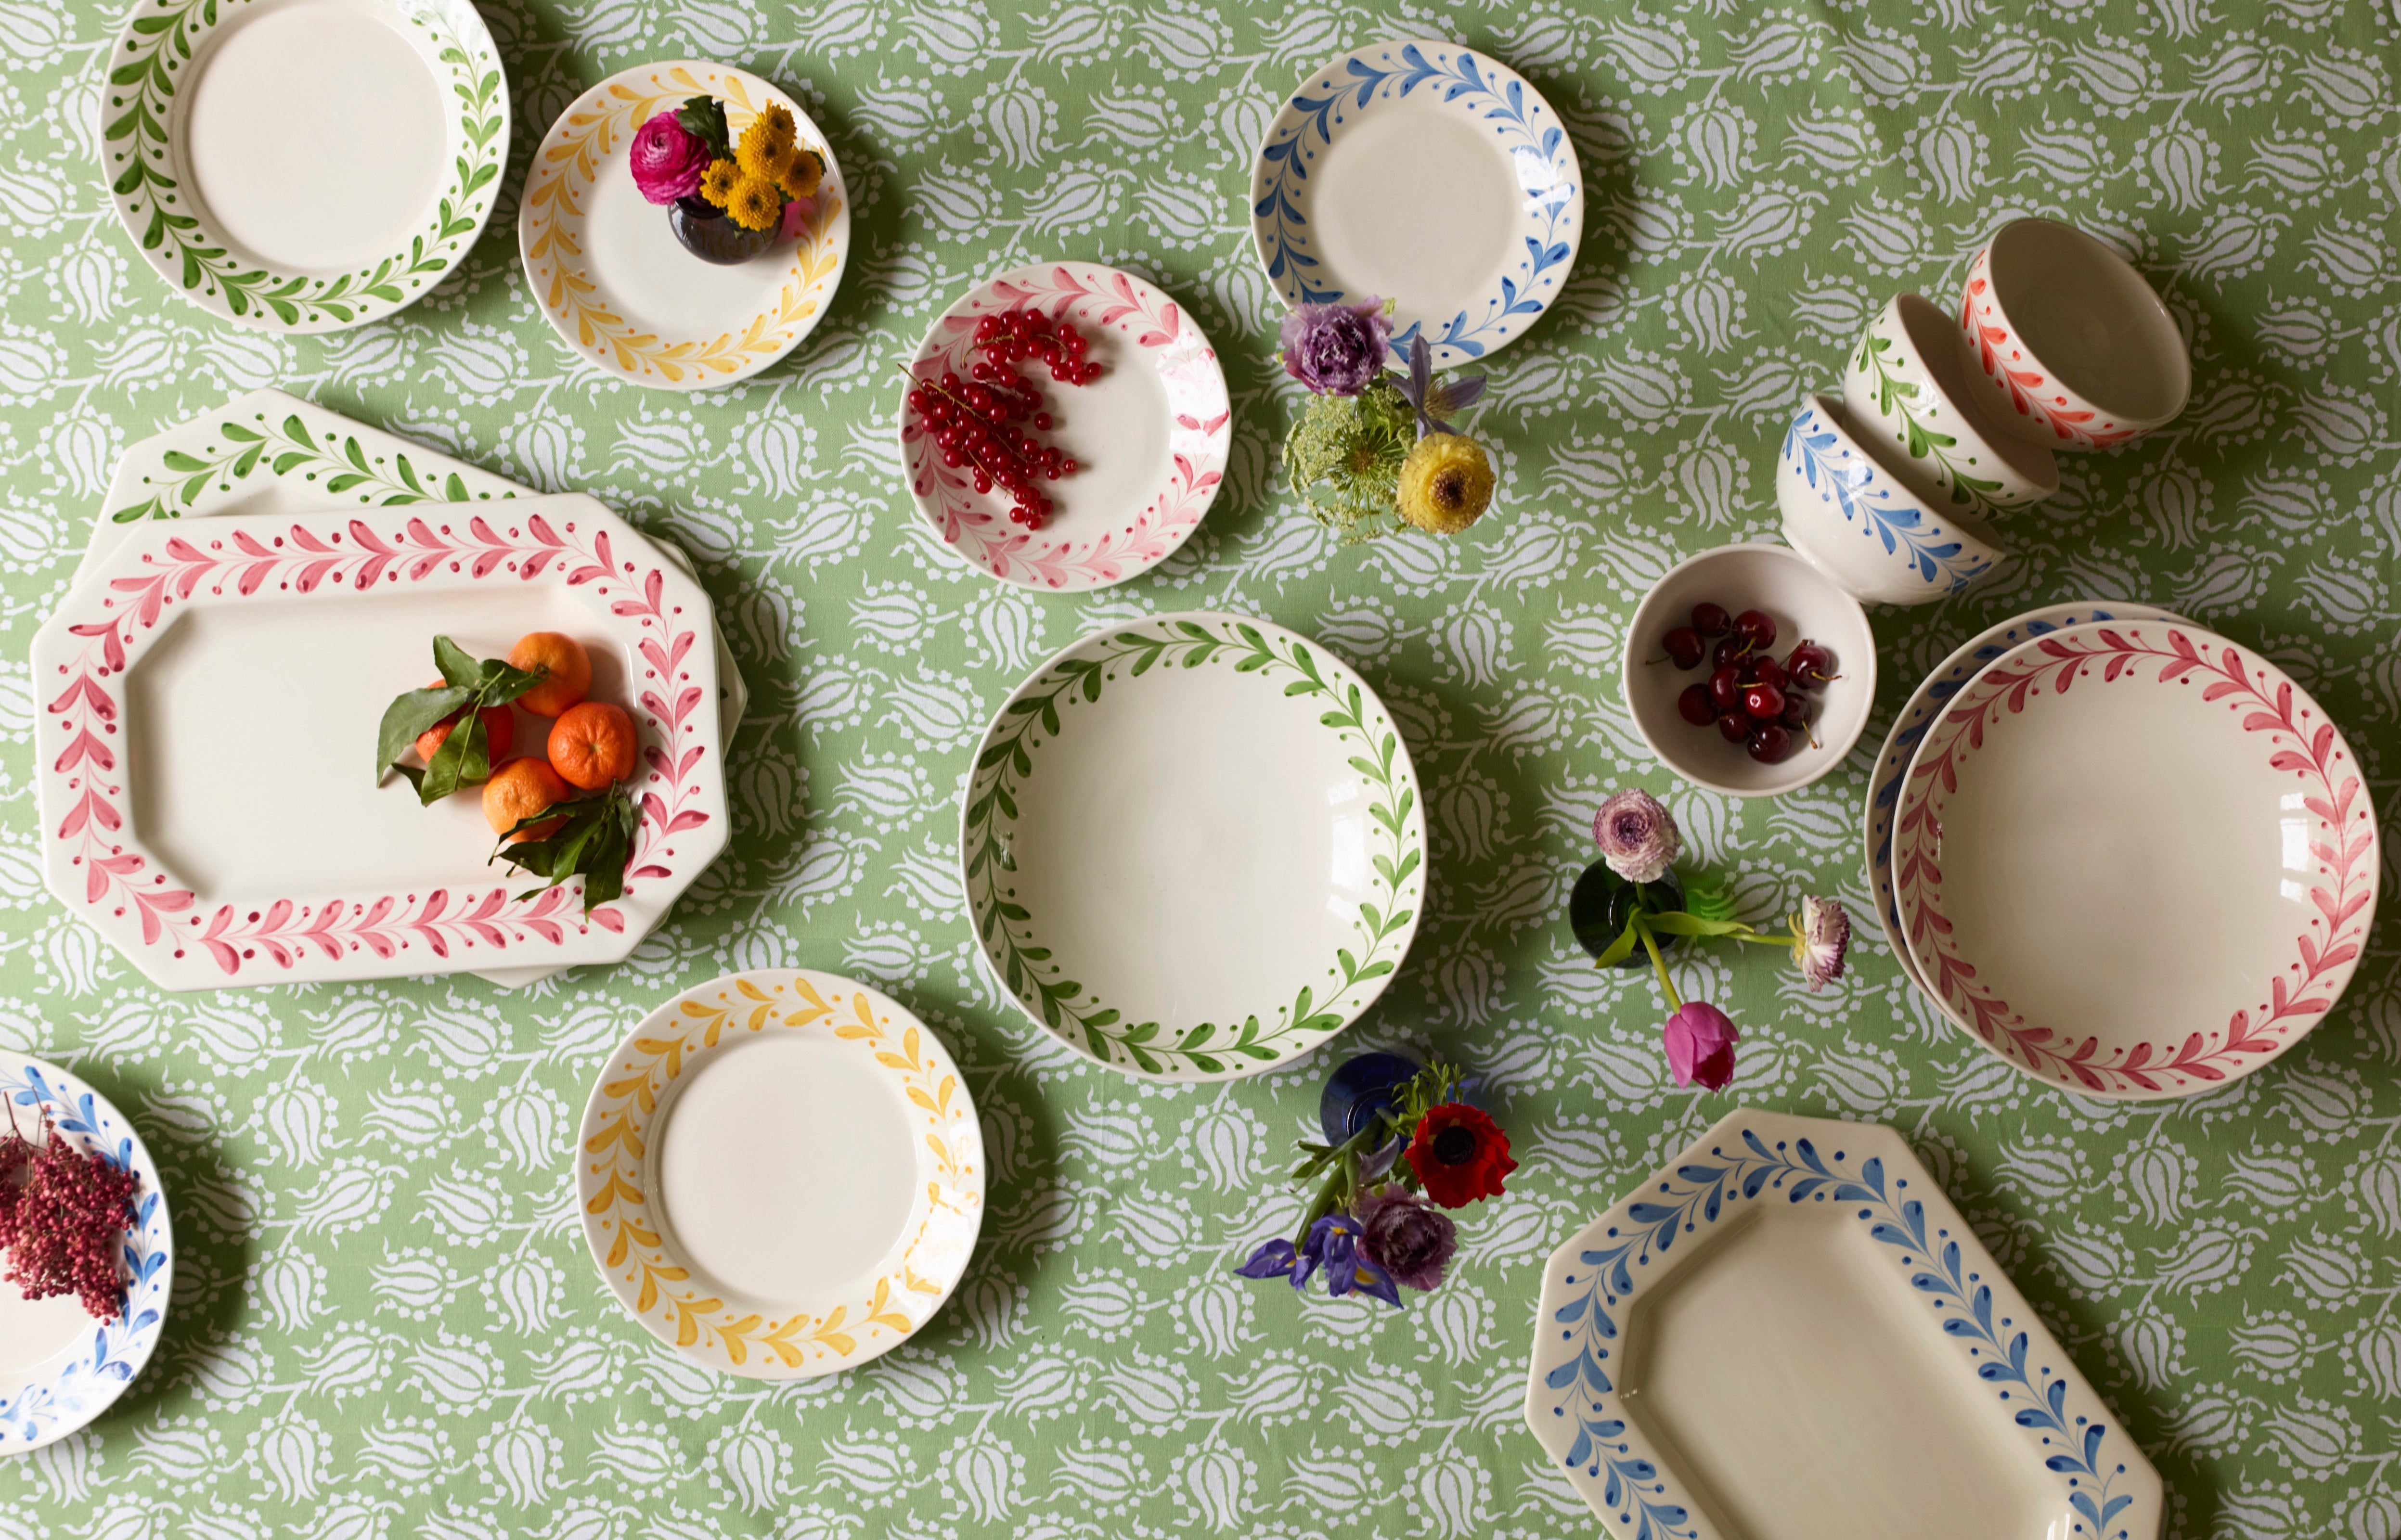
[1389,334,1487,437]
[1353,1187,1458,1291]
[1593,788,1680,884]
[1793,895,1850,990]
[1278,300,1393,396]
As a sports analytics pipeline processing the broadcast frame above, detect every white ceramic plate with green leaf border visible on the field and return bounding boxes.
[100,0,506,332]
[960,613,1426,1081]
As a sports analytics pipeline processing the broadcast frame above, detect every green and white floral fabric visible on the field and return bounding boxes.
[0,1,2397,1536]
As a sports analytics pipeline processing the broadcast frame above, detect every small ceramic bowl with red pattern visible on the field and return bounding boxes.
[1956,218,2190,451]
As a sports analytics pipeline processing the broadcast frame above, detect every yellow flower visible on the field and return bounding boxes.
[779,148,826,202]
[725,175,784,232]
[1394,433,1496,534]
[736,110,799,181]
[697,158,740,208]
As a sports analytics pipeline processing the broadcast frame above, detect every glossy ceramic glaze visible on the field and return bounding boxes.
[1861,601,2186,996]
[1893,622,2377,1098]
[101,0,506,332]
[32,497,727,991]
[1622,543,1876,796]
[1778,396,2007,607]
[576,971,983,1378]
[1252,40,1581,365]
[1526,1108,2163,1540]
[899,263,1229,592]
[1845,293,2058,511]
[519,60,849,389]
[1958,218,2191,449]
[0,1055,172,1454]
[960,613,1425,1081]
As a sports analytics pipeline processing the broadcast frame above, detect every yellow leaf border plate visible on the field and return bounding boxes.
[518,60,851,390]
[574,970,983,1378]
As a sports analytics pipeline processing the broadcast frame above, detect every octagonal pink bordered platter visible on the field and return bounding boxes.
[898,261,1229,593]
[1892,621,2378,1099]
[31,496,726,992]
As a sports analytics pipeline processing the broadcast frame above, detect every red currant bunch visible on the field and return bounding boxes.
[905,307,1104,531]
[0,1117,141,1322]
[1659,600,1839,765]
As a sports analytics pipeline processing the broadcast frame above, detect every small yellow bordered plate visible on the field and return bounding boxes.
[519,60,850,389]
[575,970,982,1378]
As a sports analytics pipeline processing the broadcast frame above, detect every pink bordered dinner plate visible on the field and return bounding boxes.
[898,262,1229,592]
[1892,621,2378,1099]
[31,495,726,992]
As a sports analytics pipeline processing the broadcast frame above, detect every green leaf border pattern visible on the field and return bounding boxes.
[1850,331,2009,513]
[105,409,519,522]
[963,618,1425,1079]
[101,0,507,330]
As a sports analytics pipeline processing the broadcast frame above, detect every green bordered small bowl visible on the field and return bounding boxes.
[959,612,1428,1082]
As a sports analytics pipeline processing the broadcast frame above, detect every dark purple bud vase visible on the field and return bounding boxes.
[1570,860,1682,971]
[1319,1052,1423,1146]
[669,196,775,265]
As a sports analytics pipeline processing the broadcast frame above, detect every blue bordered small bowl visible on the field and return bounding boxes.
[1777,394,2007,607]
[0,1055,172,1453]
[1251,39,1582,366]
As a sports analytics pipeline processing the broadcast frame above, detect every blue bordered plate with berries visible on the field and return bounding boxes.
[1251,39,1581,366]
[0,1054,173,1454]
[1524,1109,2160,1540]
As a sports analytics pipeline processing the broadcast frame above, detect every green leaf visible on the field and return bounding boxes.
[375,685,471,782]
[431,636,483,689]
[489,786,640,913]
[1646,911,1767,938]
[416,706,488,804]
[1588,917,1642,969]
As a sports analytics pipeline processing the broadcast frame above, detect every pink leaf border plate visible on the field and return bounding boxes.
[32,497,727,992]
[897,262,1229,593]
[1892,621,2378,1099]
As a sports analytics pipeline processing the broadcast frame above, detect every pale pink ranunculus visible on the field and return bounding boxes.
[1664,1002,1739,1091]
[629,114,710,205]
[1593,788,1680,884]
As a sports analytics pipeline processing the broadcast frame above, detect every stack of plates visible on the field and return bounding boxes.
[36,392,741,992]
[1863,602,2379,1099]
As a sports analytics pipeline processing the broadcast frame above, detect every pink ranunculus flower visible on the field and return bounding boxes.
[1592,788,1680,885]
[1794,895,1850,991]
[1663,1002,1739,1091]
[629,113,711,205]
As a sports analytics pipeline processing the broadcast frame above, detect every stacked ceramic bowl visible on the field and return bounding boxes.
[1779,218,2192,606]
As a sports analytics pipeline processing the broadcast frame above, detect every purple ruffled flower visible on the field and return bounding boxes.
[1353,1187,1458,1292]
[1593,788,1680,885]
[1278,300,1394,396]
[629,113,710,205]
[1794,895,1850,990]
[1664,1002,1739,1091]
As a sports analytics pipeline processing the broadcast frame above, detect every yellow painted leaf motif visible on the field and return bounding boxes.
[715,1314,764,1366]
[865,1277,912,1334]
[809,1307,856,1357]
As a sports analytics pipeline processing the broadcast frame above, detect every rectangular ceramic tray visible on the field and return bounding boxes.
[1525,1109,2161,1540]
[33,496,725,991]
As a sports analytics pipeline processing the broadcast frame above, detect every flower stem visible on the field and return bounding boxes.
[1637,917,1682,1012]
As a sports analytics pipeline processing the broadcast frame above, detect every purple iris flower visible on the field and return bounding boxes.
[1234,1217,1402,1306]
[1389,334,1487,438]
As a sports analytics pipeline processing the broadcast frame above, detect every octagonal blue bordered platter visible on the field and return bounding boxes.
[1250,39,1582,367]
[0,1053,172,1454]
[1523,1109,2161,1540]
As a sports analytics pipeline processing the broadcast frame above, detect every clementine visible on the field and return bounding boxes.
[507,632,592,718]
[547,701,637,791]
[483,757,572,841]
[414,686,514,770]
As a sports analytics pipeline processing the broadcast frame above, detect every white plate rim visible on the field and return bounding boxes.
[1861,601,2186,995]
[1892,620,2379,1099]
[99,0,508,334]
[517,58,851,391]
[957,610,1427,1083]
[0,1054,173,1455]
[1250,38,1583,366]
[31,497,728,991]
[573,969,984,1379]
[895,262,1230,593]
[1523,1106,2161,1540]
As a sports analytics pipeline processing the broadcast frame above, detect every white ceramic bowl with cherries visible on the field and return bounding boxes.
[1621,543,1876,798]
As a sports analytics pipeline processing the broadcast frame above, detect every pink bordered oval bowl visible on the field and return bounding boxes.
[897,262,1229,593]
[1892,621,2378,1100]
[30,494,727,992]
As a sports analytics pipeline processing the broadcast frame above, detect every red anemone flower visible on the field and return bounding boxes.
[1404,1103,1516,1208]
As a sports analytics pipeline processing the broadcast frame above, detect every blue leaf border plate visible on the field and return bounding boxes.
[0,1054,173,1453]
[1250,39,1582,366]
[1523,1109,2161,1540]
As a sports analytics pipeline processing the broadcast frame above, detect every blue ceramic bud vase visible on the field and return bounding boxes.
[669,196,775,265]
[1319,1052,1423,1146]
[1569,859,1682,971]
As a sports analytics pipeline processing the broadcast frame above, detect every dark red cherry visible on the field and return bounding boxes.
[1717,712,1749,744]
[1691,602,1732,639]
[1786,641,1835,687]
[1677,684,1716,726]
[1741,683,1785,720]
[1780,693,1810,731]
[1746,657,1787,692]
[1746,723,1794,763]
[1662,626,1705,670]
[1712,636,1750,669]
[1707,665,1743,713]
[1733,609,1778,652]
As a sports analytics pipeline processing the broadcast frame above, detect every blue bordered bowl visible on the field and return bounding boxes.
[1251,39,1582,366]
[1778,395,2007,607]
[0,1055,172,1454]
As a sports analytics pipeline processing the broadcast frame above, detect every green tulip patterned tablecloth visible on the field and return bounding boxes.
[1,0,2398,1536]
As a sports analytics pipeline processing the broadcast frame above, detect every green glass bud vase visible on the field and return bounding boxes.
[1569,860,1682,971]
